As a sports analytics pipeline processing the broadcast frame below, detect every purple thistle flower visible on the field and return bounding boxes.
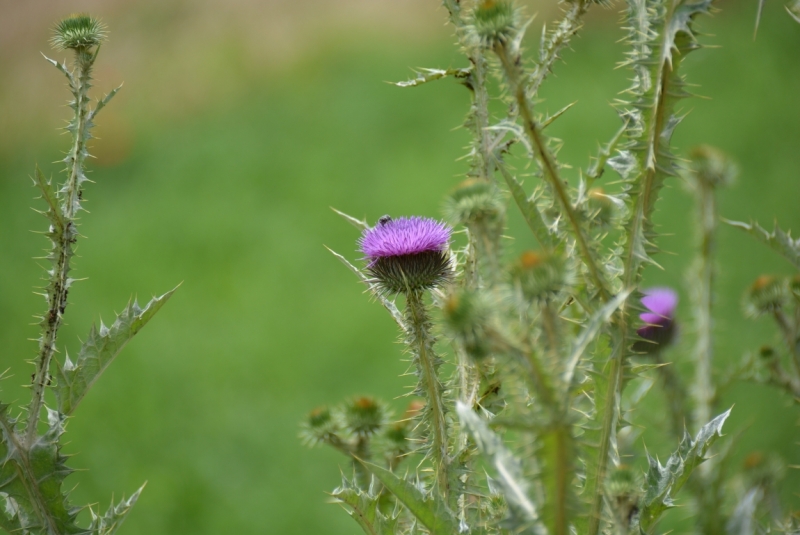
[634,287,678,353]
[359,216,452,294]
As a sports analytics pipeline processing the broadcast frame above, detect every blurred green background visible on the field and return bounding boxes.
[1,0,799,533]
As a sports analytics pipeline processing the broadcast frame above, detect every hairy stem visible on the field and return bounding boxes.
[405,290,450,501]
[690,176,717,433]
[655,350,690,438]
[26,48,94,447]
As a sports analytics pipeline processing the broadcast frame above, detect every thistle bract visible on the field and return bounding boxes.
[51,14,106,50]
[359,216,452,294]
[634,287,678,353]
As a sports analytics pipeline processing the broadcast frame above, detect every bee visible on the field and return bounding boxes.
[377,215,392,226]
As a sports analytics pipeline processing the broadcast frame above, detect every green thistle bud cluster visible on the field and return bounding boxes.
[444,179,505,229]
[51,14,106,50]
[471,0,519,49]
[511,251,571,302]
[443,289,493,360]
[744,275,789,317]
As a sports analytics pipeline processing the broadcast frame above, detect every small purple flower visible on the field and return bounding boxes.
[634,287,678,353]
[359,216,452,294]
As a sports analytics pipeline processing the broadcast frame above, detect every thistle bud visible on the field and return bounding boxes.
[443,179,504,228]
[359,216,452,295]
[606,465,641,530]
[51,14,106,50]
[471,0,519,49]
[301,406,340,446]
[688,145,737,188]
[443,288,492,360]
[510,251,569,302]
[744,275,788,317]
[343,396,387,437]
[586,187,616,228]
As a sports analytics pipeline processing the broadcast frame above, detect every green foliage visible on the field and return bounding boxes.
[0,15,173,535]
[726,219,800,270]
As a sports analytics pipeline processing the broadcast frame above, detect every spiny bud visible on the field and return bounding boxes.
[301,406,340,446]
[606,465,641,530]
[443,178,505,228]
[343,396,386,437]
[443,288,492,360]
[359,216,452,294]
[51,14,106,50]
[586,187,616,228]
[471,0,519,49]
[688,145,737,188]
[744,275,788,317]
[510,251,570,302]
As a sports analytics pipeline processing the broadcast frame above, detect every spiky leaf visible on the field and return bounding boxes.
[331,477,399,535]
[54,287,178,416]
[88,485,145,535]
[355,460,460,535]
[726,219,800,269]
[638,408,732,533]
[456,402,545,535]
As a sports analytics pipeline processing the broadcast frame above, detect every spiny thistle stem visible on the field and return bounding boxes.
[405,289,450,500]
[654,350,690,438]
[553,425,570,535]
[494,42,609,300]
[26,46,96,448]
[690,175,717,432]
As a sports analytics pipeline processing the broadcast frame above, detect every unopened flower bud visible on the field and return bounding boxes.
[472,0,519,49]
[511,251,569,302]
[744,275,788,317]
[444,178,504,228]
[344,396,386,437]
[688,145,737,188]
[51,14,106,50]
[443,289,492,360]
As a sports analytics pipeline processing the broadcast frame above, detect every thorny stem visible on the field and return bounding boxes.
[494,42,609,301]
[26,48,94,447]
[690,176,717,432]
[405,290,450,501]
[553,425,570,535]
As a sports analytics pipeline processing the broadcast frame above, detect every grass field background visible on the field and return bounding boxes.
[1,1,799,533]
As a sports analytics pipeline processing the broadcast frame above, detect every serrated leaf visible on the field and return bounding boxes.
[0,406,86,534]
[88,484,145,535]
[355,460,461,535]
[725,219,800,269]
[331,207,369,231]
[54,287,178,416]
[394,67,471,88]
[638,408,732,533]
[331,478,398,535]
[456,402,545,535]
[33,165,66,230]
[89,85,122,121]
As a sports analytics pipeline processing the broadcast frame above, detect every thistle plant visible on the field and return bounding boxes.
[0,15,176,534]
[305,0,800,534]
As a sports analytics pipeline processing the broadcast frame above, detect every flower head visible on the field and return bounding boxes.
[634,287,678,353]
[51,14,106,50]
[359,216,452,294]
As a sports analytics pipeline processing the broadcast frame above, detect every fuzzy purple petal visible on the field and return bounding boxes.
[359,216,451,259]
[640,288,678,320]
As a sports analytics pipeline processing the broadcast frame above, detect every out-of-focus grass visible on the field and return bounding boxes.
[0,3,798,534]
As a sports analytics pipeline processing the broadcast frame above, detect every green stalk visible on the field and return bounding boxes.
[26,47,95,447]
[405,290,450,501]
[494,43,609,300]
